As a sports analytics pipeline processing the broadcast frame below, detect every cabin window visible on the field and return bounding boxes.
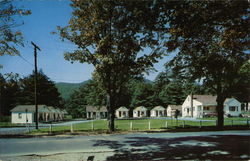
[229,106,237,111]
[18,113,22,119]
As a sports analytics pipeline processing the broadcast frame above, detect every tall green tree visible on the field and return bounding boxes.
[20,70,62,107]
[130,80,156,108]
[0,73,21,116]
[58,0,166,132]
[0,0,31,56]
[165,1,249,128]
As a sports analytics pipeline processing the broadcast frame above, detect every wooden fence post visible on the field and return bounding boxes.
[92,122,94,131]
[130,122,133,131]
[165,121,168,129]
[50,124,52,133]
[199,120,202,128]
[182,121,185,128]
[148,121,151,130]
[71,123,74,133]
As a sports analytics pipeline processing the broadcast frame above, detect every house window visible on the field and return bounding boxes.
[229,106,237,111]
[18,113,22,119]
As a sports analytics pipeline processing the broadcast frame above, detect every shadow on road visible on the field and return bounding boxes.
[93,135,250,160]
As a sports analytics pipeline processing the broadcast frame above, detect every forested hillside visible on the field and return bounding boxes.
[55,81,89,100]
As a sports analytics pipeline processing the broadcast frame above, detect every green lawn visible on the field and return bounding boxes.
[0,122,25,127]
[201,117,250,121]
[30,118,249,134]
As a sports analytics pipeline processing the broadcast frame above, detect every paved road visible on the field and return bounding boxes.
[0,120,93,135]
[0,130,249,161]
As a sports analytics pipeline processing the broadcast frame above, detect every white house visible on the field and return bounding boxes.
[224,98,242,117]
[182,95,242,118]
[133,106,148,118]
[86,106,108,119]
[115,106,129,118]
[167,105,182,117]
[150,106,166,117]
[11,105,65,124]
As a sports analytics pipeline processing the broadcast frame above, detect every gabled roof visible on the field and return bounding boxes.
[151,106,165,111]
[116,106,129,111]
[86,106,107,112]
[224,98,241,105]
[168,105,182,110]
[11,105,48,113]
[134,106,147,111]
[188,95,240,106]
[192,95,217,105]
[47,106,57,113]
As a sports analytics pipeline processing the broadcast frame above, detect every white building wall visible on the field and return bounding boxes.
[167,108,172,117]
[150,110,156,117]
[11,112,33,124]
[182,95,202,118]
[133,110,147,118]
[224,99,242,117]
[115,110,128,118]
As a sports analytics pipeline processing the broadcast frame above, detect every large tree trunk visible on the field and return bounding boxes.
[216,81,226,129]
[108,109,115,132]
[107,93,115,133]
[216,94,225,129]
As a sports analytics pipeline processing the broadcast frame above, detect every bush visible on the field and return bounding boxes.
[0,116,11,122]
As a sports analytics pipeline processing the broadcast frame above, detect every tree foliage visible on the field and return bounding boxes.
[19,70,62,107]
[0,0,31,56]
[58,0,167,131]
[165,0,249,127]
[0,73,21,116]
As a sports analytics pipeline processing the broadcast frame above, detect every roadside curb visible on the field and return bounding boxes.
[1,126,249,138]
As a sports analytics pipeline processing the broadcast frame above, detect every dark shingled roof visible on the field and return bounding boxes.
[86,106,107,112]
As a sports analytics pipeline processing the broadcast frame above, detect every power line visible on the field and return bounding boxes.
[18,54,34,67]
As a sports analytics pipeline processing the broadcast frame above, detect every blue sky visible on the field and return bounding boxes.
[0,0,175,83]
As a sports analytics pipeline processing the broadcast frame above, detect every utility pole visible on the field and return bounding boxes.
[191,92,193,118]
[31,41,41,130]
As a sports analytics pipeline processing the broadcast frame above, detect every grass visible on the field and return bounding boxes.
[201,117,250,121]
[29,118,249,134]
[0,122,26,127]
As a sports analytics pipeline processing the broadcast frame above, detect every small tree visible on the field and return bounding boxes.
[58,0,166,132]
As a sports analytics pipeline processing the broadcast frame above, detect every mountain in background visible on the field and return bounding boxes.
[55,80,89,100]
[56,78,153,100]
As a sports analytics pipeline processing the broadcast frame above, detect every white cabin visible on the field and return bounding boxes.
[133,106,148,118]
[150,106,166,117]
[167,105,182,117]
[182,95,242,118]
[115,106,129,118]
